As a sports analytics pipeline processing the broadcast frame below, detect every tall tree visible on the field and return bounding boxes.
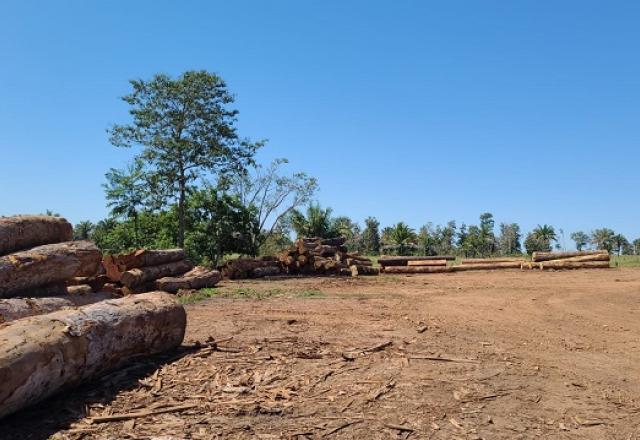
[383,222,417,255]
[73,221,95,241]
[103,160,148,246]
[611,233,630,256]
[498,223,522,255]
[290,203,336,238]
[633,238,640,255]
[590,228,615,252]
[109,70,257,247]
[570,231,590,251]
[479,212,496,256]
[360,217,381,255]
[229,158,317,254]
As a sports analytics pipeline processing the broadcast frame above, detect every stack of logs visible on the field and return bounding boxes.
[103,249,222,294]
[527,250,610,270]
[279,237,378,277]
[380,256,455,274]
[0,215,187,419]
[221,256,282,279]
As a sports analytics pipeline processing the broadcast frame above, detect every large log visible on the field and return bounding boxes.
[155,267,222,293]
[0,215,72,256]
[531,250,607,262]
[252,266,281,278]
[120,260,193,288]
[451,261,524,271]
[383,266,453,274]
[542,254,609,263]
[538,260,610,270]
[0,241,102,298]
[115,248,186,270]
[0,292,185,419]
[461,257,525,264]
[350,265,379,276]
[407,259,448,267]
[0,292,117,324]
[379,256,455,266]
[346,258,372,266]
[318,237,347,247]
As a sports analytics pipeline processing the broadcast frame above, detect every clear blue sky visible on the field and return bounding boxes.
[1,1,638,241]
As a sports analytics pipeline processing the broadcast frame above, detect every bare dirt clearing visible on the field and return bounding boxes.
[4,269,640,439]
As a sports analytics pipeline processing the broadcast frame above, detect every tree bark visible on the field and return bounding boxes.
[0,241,102,298]
[379,256,455,266]
[120,260,193,288]
[531,250,607,262]
[0,292,117,324]
[461,257,525,264]
[0,215,72,256]
[542,254,610,263]
[0,292,186,419]
[350,265,379,276]
[346,258,372,266]
[536,260,610,270]
[155,267,222,292]
[407,259,448,266]
[451,261,524,271]
[383,266,453,274]
[251,266,281,278]
[114,249,186,271]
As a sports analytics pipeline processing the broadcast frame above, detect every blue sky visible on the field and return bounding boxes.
[1,1,638,241]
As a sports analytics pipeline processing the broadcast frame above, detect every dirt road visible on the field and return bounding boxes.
[4,268,640,439]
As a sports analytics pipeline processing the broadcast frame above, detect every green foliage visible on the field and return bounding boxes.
[73,220,94,240]
[360,216,381,255]
[290,203,338,238]
[498,223,521,255]
[590,228,615,252]
[108,70,258,247]
[570,231,589,251]
[382,222,417,255]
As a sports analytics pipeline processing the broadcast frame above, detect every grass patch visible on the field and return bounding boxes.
[296,289,325,298]
[177,288,218,304]
[611,255,640,267]
[178,287,325,303]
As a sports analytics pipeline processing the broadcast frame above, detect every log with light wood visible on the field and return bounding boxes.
[346,258,372,266]
[119,260,193,288]
[0,241,102,298]
[155,266,222,293]
[383,266,453,274]
[350,265,380,276]
[544,253,610,263]
[531,250,607,262]
[0,291,118,324]
[537,260,610,270]
[0,292,186,419]
[0,215,72,256]
[461,257,525,264]
[451,261,523,271]
[103,249,187,282]
[379,256,455,266]
[407,259,448,267]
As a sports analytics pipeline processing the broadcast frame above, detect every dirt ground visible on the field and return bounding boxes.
[3,268,640,439]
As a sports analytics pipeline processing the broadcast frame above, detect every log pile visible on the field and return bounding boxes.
[278,237,378,277]
[527,250,610,270]
[221,256,282,279]
[379,255,454,273]
[103,249,221,294]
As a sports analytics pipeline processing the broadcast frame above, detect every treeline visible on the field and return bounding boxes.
[68,70,638,263]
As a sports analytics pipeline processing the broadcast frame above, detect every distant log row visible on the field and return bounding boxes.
[461,257,524,264]
[379,256,455,267]
[531,250,607,262]
[0,215,72,256]
[0,292,186,419]
[407,259,448,267]
[0,241,102,298]
[384,266,452,274]
[350,265,380,276]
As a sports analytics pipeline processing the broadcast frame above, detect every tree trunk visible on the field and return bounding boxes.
[251,266,281,278]
[114,249,186,271]
[0,215,72,256]
[0,292,185,419]
[155,267,222,293]
[536,260,610,270]
[0,292,118,324]
[451,261,523,271]
[531,250,607,262]
[407,259,448,266]
[543,254,610,263]
[379,256,455,266]
[178,177,186,249]
[0,241,102,298]
[120,260,193,288]
[346,258,372,266]
[350,265,379,276]
[461,257,524,264]
[383,266,453,274]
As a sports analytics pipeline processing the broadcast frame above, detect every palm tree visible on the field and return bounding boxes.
[590,228,615,252]
[385,222,417,255]
[611,234,629,256]
[290,203,335,238]
[103,160,147,246]
[73,220,95,240]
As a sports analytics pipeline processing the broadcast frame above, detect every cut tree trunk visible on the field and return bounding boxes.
[383,266,453,274]
[537,260,611,270]
[379,256,455,266]
[0,292,117,324]
[0,241,102,298]
[155,267,222,293]
[350,265,379,276]
[451,261,524,271]
[543,254,609,263]
[531,250,607,262]
[120,260,193,288]
[461,257,525,264]
[318,237,347,246]
[115,249,186,270]
[251,266,281,278]
[346,258,372,266]
[0,215,72,256]
[0,292,186,419]
[407,259,448,267]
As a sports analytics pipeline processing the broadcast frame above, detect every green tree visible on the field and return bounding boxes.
[290,203,336,238]
[360,217,381,255]
[611,233,630,256]
[498,223,522,255]
[570,231,590,251]
[590,228,615,252]
[417,223,436,255]
[109,70,257,248]
[103,160,148,246]
[73,220,95,240]
[479,212,496,256]
[633,238,640,255]
[383,222,417,255]
[332,216,361,250]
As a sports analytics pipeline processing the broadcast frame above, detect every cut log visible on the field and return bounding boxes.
[310,245,339,257]
[155,267,222,293]
[0,292,185,419]
[379,256,455,266]
[318,237,347,246]
[119,260,193,288]
[350,265,379,276]
[531,250,608,262]
[346,258,372,266]
[383,266,453,274]
[0,292,117,324]
[407,259,448,267]
[538,260,610,270]
[461,257,525,264]
[543,254,609,263]
[115,248,186,270]
[66,284,93,295]
[0,241,102,298]
[451,261,524,271]
[0,215,72,256]
[251,266,281,278]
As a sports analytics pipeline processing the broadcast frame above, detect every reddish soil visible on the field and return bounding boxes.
[4,268,640,439]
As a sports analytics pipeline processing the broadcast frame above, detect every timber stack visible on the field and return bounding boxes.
[379,255,454,273]
[103,248,221,294]
[526,250,610,270]
[221,256,282,279]
[279,237,378,277]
